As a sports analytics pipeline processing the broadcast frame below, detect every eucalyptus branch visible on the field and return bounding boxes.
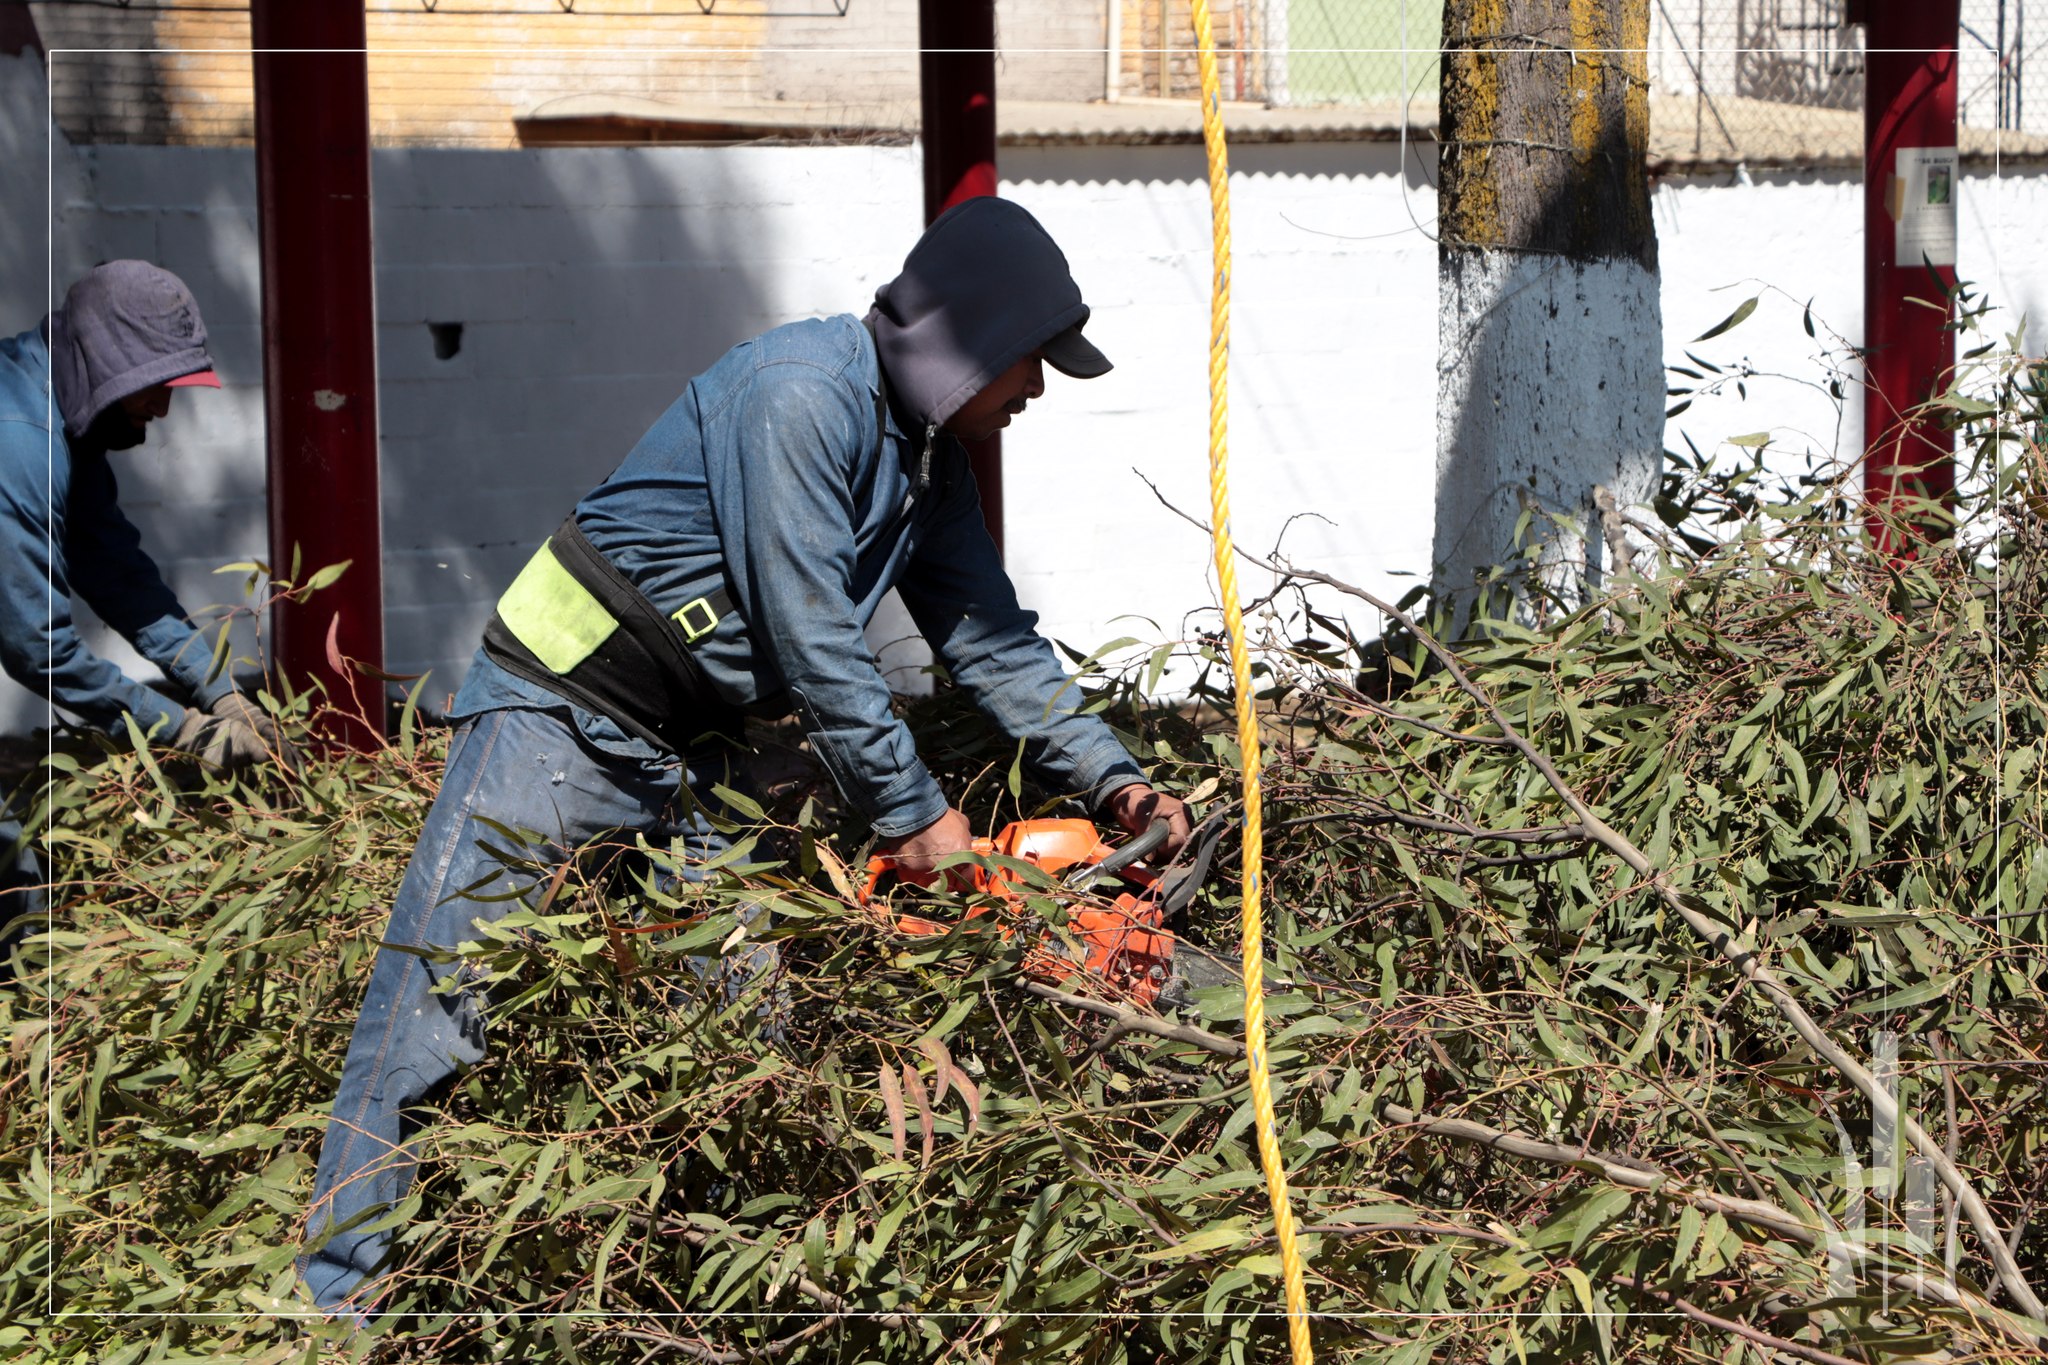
[1368,1102,2026,1346]
[627,1213,915,1331]
[1329,682,1519,747]
[611,1318,835,1363]
[1029,978,2038,1348]
[1933,1034,1965,1287]
[1264,552,2048,1328]
[986,983,1185,1248]
[1135,471,2045,1325]
[1312,796,1588,847]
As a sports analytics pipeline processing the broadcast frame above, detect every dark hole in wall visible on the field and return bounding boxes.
[428,322,463,361]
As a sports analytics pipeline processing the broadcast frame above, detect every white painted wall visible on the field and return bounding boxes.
[1658,164,2047,488]
[998,142,1444,675]
[8,47,2048,736]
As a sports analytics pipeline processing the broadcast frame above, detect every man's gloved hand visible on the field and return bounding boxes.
[167,693,293,773]
[877,806,978,889]
[1104,783,1191,859]
[206,690,298,768]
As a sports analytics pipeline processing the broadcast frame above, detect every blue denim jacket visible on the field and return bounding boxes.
[0,326,231,736]
[455,315,1145,836]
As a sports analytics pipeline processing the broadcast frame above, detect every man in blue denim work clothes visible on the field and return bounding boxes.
[298,197,1191,1316]
[0,262,293,976]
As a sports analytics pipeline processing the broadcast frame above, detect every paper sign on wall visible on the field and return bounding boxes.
[1892,146,1958,268]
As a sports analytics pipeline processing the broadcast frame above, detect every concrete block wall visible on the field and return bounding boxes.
[369,143,926,714]
[37,3,773,148]
[0,49,93,324]
[759,0,919,107]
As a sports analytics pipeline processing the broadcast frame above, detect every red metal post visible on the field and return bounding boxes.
[919,0,1003,554]
[1863,2,1961,553]
[251,3,385,745]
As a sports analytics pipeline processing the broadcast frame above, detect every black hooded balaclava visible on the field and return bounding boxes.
[867,198,1109,430]
[46,261,215,450]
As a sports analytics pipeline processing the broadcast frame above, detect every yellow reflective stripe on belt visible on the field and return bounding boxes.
[496,537,620,675]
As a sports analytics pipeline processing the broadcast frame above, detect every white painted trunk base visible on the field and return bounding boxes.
[1433,251,1664,622]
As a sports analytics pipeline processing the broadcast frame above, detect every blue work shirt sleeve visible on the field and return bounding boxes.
[716,367,949,839]
[0,430,191,737]
[66,452,232,710]
[897,455,1148,813]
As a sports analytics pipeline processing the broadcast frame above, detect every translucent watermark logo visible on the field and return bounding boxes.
[1823,1028,1957,1311]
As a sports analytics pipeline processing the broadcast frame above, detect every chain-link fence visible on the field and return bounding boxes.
[1646,0,2044,157]
[1957,0,2035,130]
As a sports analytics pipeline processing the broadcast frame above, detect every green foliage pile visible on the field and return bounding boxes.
[7,361,2048,1364]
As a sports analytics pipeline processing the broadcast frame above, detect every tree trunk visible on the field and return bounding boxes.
[1431,0,1661,626]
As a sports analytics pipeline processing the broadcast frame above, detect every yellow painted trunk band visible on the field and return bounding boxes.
[496,538,620,675]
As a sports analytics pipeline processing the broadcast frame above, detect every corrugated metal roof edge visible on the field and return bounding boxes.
[1001,127,2048,168]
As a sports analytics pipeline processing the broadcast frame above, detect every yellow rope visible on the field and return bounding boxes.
[1187,3,1314,1361]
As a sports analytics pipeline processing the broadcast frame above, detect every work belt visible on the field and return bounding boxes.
[481,516,744,753]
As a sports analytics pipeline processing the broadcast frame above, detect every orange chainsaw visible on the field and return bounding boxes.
[858,817,1227,1007]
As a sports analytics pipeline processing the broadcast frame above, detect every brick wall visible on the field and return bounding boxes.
[36,0,766,147]
[1117,0,1257,102]
[34,0,1111,149]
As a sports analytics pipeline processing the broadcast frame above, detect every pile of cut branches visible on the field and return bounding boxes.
[7,395,2048,1365]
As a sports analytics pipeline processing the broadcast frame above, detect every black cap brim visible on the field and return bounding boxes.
[1040,324,1112,379]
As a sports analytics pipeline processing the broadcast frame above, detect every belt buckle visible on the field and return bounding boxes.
[675,596,719,643]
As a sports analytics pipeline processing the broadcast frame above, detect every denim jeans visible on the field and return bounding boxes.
[296,705,749,1316]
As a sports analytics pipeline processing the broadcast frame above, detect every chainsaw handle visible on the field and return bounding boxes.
[861,836,997,901]
[1067,818,1171,889]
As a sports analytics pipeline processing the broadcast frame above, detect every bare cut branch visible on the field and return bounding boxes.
[1303,1219,1517,1247]
[1020,981,1250,1055]
[1615,1276,1868,1365]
